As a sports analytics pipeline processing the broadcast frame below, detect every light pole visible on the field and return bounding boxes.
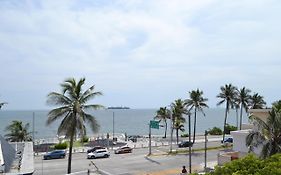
[204,130,208,172]
[32,112,35,148]
[112,112,115,150]
[148,123,151,155]
[188,114,192,174]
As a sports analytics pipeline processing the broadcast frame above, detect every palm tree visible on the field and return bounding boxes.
[246,108,281,159]
[5,120,32,142]
[272,100,281,112]
[249,93,266,109]
[171,99,188,144]
[0,100,7,109]
[237,87,251,130]
[154,107,170,138]
[185,89,208,144]
[46,78,103,174]
[217,84,238,141]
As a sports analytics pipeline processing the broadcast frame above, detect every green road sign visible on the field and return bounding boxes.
[150,120,160,129]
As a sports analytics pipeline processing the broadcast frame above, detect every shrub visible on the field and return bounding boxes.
[225,124,237,134]
[54,142,68,149]
[208,127,223,135]
[181,133,189,137]
[191,153,281,175]
[80,135,89,143]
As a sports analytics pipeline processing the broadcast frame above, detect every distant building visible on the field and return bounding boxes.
[0,135,34,174]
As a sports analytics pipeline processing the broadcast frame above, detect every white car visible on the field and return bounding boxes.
[87,149,110,159]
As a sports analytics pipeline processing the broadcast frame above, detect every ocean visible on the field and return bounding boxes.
[0,108,247,139]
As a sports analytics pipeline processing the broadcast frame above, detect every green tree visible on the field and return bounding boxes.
[154,107,171,138]
[171,99,188,144]
[249,93,266,109]
[237,87,251,130]
[46,78,103,174]
[246,107,281,159]
[272,100,281,112]
[185,88,208,144]
[5,120,32,142]
[0,100,7,109]
[217,84,238,141]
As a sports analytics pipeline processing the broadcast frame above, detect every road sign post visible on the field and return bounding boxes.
[148,120,160,155]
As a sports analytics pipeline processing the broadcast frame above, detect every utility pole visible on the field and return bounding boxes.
[169,113,173,153]
[32,112,35,147]
[148,123,151,155]
[188,114,192,174]
[204,130,208,172]
[112,112,115,150]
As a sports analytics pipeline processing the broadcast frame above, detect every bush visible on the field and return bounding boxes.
[80,136,89,143]
[225,124,237,134]
[191,153,281,175]
[181,133,189,137]
[208,127,223,135]
[54,142,68,149]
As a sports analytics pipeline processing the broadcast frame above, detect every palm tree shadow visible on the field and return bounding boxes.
[144,156,161,165]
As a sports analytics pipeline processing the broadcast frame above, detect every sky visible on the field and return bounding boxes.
[0,0,281,110]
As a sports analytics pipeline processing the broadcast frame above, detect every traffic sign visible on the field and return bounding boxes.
[150,120,160,129]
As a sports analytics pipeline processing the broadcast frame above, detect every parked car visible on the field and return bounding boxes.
[87,146,106,153]
[178,141,193,148]
[221,137,233,144]
[87,149,110,159]
[43,150,66,160]
[114,146,133,154]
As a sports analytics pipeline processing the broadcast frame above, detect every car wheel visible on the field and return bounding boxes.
[105,154,109,158]
[91,156,95,159]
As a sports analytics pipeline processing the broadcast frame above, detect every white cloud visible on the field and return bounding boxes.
[0,0,281,109]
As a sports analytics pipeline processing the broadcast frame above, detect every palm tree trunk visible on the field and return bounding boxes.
[192,108,197,144]
[236,108,239,129]
[239,105,243,130]
[176,129,179,144]
[223,101,229,142]
[67,132,74,174]
[164,121,167,138]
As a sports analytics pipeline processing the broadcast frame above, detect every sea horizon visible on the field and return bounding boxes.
[0,108,247,139]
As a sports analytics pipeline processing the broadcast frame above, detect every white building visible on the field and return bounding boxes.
[230,109,271,155]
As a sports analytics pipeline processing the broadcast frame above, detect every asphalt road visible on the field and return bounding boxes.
[34,141,223,175]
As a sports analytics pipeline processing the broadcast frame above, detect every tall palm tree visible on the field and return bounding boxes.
[237,87,251,130]
[249,93,266,109]
[47,78,103,174]
[154,107,170,138]
[217,84,238,141]
[5,120,32,142]
[185,89,208,144]
[246,108,281,159]
[171,99,188,144]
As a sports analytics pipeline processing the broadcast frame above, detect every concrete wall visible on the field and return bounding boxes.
[0,135,16,173]
[231,130,250,153]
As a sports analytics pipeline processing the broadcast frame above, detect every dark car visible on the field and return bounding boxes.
[44,150,66,160]
[221,137,233,144]
[178,141,193,148]
[114,146,133,154]
[87,146,106,153]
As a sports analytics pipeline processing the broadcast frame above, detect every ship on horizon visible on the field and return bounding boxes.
[107,106,130,109]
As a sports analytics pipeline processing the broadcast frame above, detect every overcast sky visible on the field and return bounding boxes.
[0,0,280,110]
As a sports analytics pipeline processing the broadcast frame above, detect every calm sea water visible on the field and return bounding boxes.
[0,108,247,139]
